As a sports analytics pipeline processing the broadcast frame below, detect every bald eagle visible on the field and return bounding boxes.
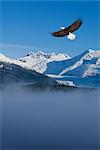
[51,19,83,40]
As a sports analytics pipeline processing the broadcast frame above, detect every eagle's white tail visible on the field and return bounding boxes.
[67,32,76,40]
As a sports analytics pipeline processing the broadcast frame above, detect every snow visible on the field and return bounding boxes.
[46,74,65,78]
[82,64,100,77]
[56,80,75,87]
[59,49,100,76]
[0,53,13,63]
[0,61,56,86]
[1,49,99,78]
[45,49,100,77]
[96,58,100,65]
[0,64,4,69]
[0,49,100,88]
[18,51,70,73]
[0,51,70,73]
[0,53,28,69]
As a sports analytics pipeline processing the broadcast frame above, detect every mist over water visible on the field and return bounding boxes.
[0,86,100,150]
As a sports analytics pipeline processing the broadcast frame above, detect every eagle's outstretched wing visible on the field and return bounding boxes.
[52,19,83,37]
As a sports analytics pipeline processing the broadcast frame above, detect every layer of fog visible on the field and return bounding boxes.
[0,85,100,149]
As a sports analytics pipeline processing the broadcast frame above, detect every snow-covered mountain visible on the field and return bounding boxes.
[0,51,70,73]
[0,51,72,87]
[18,51,70,73]
[0,53,28,69]
[0,49,100,88]
[0,61,57,86]
[45,49,100,77]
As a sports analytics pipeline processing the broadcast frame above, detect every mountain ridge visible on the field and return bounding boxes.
[0,49,100,88]
[45,49,100,77]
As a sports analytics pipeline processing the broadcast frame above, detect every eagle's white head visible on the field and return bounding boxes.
[60,26,66,30]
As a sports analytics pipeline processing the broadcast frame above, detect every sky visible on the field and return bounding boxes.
[0,0,100,58]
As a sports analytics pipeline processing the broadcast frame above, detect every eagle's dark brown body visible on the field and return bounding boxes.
[52,19,83,37]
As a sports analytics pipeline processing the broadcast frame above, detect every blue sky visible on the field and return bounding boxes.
[0,1,100,58]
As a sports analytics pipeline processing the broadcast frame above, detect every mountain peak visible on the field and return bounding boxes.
[83,49,100,60]
[0,53,13,63]
[85,49,94,53]
[26,50,70,59]
[26,51,51,58]
[83,49,100,55]
[0,49,100,85]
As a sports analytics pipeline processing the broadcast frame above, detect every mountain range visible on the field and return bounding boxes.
[0,49,100,88]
